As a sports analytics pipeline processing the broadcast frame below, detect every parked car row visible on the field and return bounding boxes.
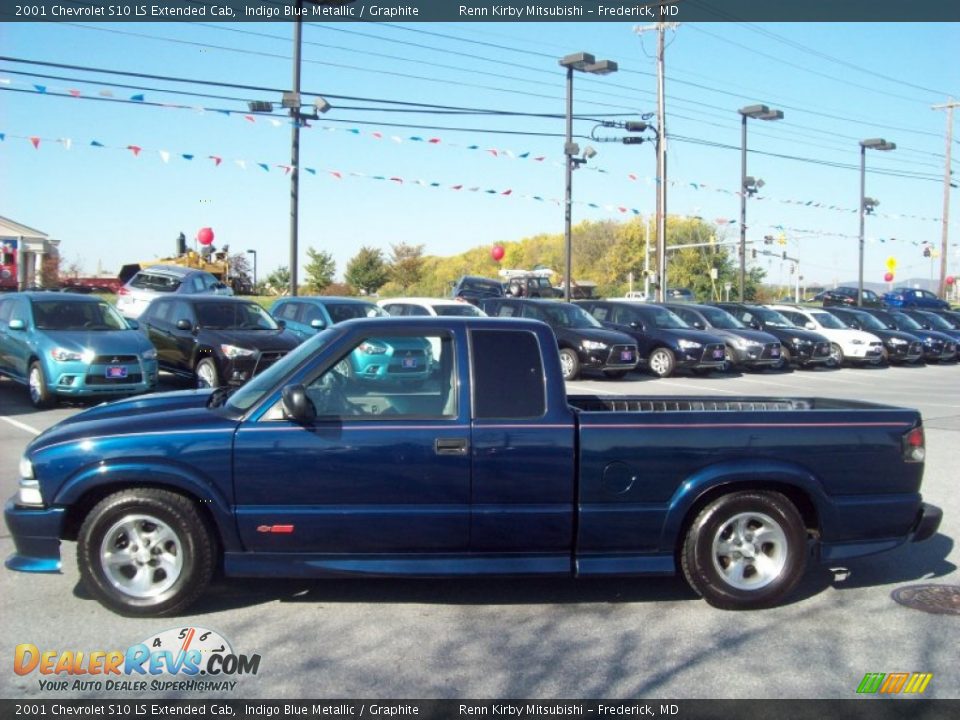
[2,288,957,407]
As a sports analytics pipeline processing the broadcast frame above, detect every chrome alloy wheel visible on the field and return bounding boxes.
[649,351,671,376]
[560,352,575,379]
[196,361,218,388]
[99,514,184,598]
[710,511,788,591]
[28,366,44,404]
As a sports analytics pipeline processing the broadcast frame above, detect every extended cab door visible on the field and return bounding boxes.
[468,327,577,571]
[232,327,470,554]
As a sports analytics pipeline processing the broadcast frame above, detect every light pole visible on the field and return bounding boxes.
[559,52,617,302]
[738,104,784,301]
[246,249,257,293]
[858,138,896,306]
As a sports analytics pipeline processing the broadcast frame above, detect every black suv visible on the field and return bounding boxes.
[478,298,638,380]
[713,303,832,369]
[450,276,504,305]
[819,287,883,308]
[662,302,782,370]
[823,307,923,365]
[576,300,727,378]
[139,296,300,387]
[857,308,957,362]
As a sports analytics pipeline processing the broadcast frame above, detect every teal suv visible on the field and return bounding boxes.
[0,292,158,408]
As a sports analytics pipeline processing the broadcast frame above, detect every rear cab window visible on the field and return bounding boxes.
[470,329,546,419]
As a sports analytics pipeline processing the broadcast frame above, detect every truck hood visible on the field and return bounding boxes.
[27,389,226,455]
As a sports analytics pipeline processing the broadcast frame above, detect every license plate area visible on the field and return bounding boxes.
[106,366,128,379]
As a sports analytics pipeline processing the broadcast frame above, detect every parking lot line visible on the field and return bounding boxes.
[0,416,41,436]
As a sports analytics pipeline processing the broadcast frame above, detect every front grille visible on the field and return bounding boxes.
[761,343,782,359]
[605,344,638,367]
[814,342,831,357]
[700,344,726,364]
[254,350,288,376]
[86,373,143,385]
[908,342,923,356]
[92,355,138,364]
[390,350,427,373]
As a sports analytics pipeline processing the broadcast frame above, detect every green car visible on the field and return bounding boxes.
[0,292,159,408]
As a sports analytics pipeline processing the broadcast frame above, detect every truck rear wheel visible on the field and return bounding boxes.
[681,490,807,610]
[77,488,215,617]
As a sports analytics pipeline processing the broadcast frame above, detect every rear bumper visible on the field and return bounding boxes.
[911,502,942,543]
[3,498,64,573]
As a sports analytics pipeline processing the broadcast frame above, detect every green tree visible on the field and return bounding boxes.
[389,242,425,291]
[265,265,291,296]
[345,246,389,295]
[304,247,337,294]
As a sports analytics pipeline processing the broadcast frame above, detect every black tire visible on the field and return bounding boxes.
[28,360,54,409]
[648,347,676,378]
[602,369,629,379]
[77,488,216,617]
[559,348,580,381]
[195,357,220,389]
[681,490,807,610]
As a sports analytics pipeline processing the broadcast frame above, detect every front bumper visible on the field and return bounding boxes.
[731,342,782,368]
[676,343,726,370]
[581,344,638,372]
[50,358,159,397]
[4,498,65,573]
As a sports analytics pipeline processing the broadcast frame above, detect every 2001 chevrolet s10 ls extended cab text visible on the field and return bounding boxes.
[5,317,942,615]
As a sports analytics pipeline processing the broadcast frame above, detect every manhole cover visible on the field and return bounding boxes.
[891,584,960,615]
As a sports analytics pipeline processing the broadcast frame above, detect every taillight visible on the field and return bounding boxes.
[902,426,925,463]
[118,287,130,296]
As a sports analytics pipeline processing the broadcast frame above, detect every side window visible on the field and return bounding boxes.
[190,276,206,293]
[275,302,300,322]
[674,308,697,325]
[0,299,11,324]
[590,305,611,323]
[382,304,404,317]
[495,304,518,318]
[406,305,430,317]
[471,329,546,419]
[610,306,634,326]
[171,300,194,325]
[9,299,28,324]
[301,304,326,325]
[298,332,456,419]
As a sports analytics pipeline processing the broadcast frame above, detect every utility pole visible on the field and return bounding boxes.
[636,21,677,302]
[933,98,957,298]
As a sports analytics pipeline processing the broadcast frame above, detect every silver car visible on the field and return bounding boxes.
[116,264,233,319]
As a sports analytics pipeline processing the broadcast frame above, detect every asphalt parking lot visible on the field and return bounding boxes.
[1,363,958,699]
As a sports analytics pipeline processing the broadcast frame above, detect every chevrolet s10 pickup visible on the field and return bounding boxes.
[5,317,942,616]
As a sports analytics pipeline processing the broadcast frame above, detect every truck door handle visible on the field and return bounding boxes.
[435,437,469,455]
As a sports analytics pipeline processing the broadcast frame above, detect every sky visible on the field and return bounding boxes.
[1,17,958,291]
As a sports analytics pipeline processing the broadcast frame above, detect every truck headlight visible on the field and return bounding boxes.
[678,340,702,350]
[582,340,608,351]
[18,479,43,507]
[19,455,34,480]
[220,344,256,359]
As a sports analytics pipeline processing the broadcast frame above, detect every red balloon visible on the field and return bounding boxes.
[491,245,505,262]
[197,227,215,246]
[884,272,894,282]
[947,276,956,286]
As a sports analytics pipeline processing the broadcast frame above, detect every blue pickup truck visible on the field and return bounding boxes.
[6,317,941,616]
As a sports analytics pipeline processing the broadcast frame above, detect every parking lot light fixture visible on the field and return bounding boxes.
[738,104,784,301]
[858,138,896,306]
[560,51,618,302]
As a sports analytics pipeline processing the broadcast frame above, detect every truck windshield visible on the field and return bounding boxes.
[226,328,340,413]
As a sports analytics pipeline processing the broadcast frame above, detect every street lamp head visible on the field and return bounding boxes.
[861,138,896,151]
[584,60,618,75]
[582,145,598,160]
[247,249,256,254]
[559,52,596,70]
[740,104,784,121]
[314,97,332,114]
[863,197,880,214]
[281,92,301,109]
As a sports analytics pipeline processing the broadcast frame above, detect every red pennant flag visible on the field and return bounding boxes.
[209,155,222,166]
[30,136,40,149]
[628,174,638,181]
[488,149,499,157]
[390,177,404,184]
[244,115,256,123]
[278,165,291,175]
[68,89,81,98]
[533,156,545,162]
[501,189,512,196]
[127,145,142,156]
[451,185,463,190]
[371,132,383,139]
[428,138,441,144]
[329,171,342,179]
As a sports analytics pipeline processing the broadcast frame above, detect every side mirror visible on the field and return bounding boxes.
[692,320,705,330]
[629,321,641,330]
[281,384,317,424]
[310,319,326,330]
[8,319,26,331]
[176,319,193,331]
[805,321,816,330]
[126,319,140,330]
[275,319,286,329]
[749,320,761,330]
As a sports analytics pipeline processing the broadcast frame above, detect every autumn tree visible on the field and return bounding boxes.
[389,242,425,291]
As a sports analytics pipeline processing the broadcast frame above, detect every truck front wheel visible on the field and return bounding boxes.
[77,488,215,617]
[681,491,807,610]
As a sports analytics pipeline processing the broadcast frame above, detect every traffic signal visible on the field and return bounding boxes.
[923,246,931,257]
[751,249,757,259]
[782,251,787,260]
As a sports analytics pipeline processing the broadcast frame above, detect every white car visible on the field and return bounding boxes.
[377,297,488,319]
[377,297,487,361]
[767,305,883,367]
